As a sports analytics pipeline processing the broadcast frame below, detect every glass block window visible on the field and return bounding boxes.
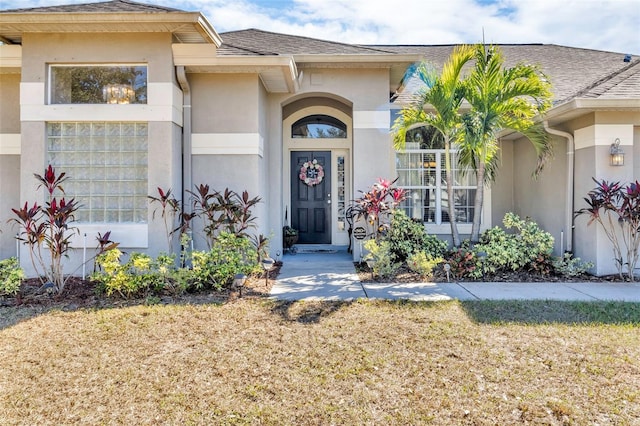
[47,122,148,223]
[396,147,476,224]
[50,65,147,104]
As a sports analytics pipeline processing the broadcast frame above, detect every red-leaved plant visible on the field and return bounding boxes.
[10,165,80,292]
[352,177,406,240]
[575,178,640,280]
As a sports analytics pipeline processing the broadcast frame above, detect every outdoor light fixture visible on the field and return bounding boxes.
[261,257,275,288]
[365,257,376,280]
[610,138,625,166]
[103,83,135,104]
[43,282,56,296]
[233,273,247,297]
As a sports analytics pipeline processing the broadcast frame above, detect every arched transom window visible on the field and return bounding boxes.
[292,114,347,138]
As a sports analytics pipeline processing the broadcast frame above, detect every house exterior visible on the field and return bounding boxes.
[0,0,638,277]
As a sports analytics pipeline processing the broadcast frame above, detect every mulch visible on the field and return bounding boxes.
[356,263,626,284]
[1,263,281,310]
[1,261,628,310]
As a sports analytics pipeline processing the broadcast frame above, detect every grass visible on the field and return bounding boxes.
[1,299,639,425]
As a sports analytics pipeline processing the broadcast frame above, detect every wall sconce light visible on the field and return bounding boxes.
[610,138,624,166]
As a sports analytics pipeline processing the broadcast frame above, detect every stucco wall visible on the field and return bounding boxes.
[190,73,259,133]
[0,73,20,133]
[490,139,515,227]
[0,156,20,259]
[189,73,266,251]
[572,121,637,276]
[13,32,182,274]
[511,135,568,254]
[21,33,174,83]
[0,73,22,258]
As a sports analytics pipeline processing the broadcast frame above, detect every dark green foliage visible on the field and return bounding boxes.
[92,233,261,299]
[0,258,24,296]
[386,210,448,262]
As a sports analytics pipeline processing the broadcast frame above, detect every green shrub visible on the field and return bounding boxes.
[92,233,263,298]
[0,258,24,296]
[473,213,554,274]
[191,232,261,290]
[407,251,443,279]
[92,250,166,298]
[553,253,594,277]
[364,239,400,278]
[386,210,447,262]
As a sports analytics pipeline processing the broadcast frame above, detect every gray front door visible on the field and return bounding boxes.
[291,151,331,244]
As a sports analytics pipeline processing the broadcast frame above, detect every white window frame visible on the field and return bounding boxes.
[396,148,477,226]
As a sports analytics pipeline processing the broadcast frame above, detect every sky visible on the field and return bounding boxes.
[3,0,639,54]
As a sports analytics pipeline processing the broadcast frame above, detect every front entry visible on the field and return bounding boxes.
[291,151,331,244]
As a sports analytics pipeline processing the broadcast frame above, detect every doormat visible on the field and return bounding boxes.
[296,249,338,254]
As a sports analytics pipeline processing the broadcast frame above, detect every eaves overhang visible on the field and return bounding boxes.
[497,98,640,140]
[172,44,299,93]
[292,53,423,98]
[544,98,640,125]
[0,11,222,46]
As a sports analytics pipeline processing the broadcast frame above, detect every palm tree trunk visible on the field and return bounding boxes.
[444,139,460,246]
[470,158,485,243]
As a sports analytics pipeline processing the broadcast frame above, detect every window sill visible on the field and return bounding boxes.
[69,223,148,249]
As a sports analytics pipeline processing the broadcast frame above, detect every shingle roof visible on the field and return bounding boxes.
[0,0,182,13]
[366,44,638,105]
[217,29,638,104]
[577,61,640,99]
[219,29,396,56]
[1,2,637,105]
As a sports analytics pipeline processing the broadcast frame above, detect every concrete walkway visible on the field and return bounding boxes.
[270,249,640,302]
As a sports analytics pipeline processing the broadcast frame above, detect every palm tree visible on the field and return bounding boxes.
[392,45,475,247]
[459,44,553,243]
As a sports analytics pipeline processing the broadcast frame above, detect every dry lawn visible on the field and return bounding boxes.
[1,299,639,425]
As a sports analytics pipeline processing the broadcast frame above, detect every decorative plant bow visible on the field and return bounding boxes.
[299,159,325,186]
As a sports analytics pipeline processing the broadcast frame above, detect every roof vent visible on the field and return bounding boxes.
[624,54,632,62]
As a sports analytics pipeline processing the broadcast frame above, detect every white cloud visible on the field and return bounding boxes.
[2,0,639,53]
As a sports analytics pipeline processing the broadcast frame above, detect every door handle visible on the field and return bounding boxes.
[327,200,331,204]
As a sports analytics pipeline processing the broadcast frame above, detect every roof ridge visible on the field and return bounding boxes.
[562,58,640,102]
[1,0,183,13]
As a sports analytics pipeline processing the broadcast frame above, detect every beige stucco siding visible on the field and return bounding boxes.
[189,73,267,250]
[11,31,182,270]
[0,73,21,257]
[21,33,174,83]
[572,120,637,276]
[0,156,20,259]
[190,73,259,133]
[0,73,20,133]
[512,135,568,254]
[490,140,515,226]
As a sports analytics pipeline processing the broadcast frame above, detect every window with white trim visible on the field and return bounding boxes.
[396,126,476,224]
[47,122,148,223]
[292,114,347,138]
[49,65,147,104]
